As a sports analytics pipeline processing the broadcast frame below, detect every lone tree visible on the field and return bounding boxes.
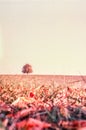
[22,64,33,74]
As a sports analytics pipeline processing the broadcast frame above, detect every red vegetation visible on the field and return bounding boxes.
[0,75,86,130]
[22,64,33,74]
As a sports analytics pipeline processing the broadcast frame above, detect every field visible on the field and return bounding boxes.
[0,75,86,130]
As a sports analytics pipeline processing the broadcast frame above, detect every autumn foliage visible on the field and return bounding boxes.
[22,64,33,74]
[0,75,86,130]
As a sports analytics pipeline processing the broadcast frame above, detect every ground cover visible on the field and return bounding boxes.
[0,75,86,130]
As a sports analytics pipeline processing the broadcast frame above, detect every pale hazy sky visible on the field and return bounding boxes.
[0,0,86,75]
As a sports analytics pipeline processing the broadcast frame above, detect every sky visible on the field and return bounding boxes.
[0,0,86,75]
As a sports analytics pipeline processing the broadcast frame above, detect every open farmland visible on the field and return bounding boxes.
[0,74,86,87]
[0,75,86,130]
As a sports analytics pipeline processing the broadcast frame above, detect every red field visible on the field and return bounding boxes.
[0,74,86,89]
[0,75,86,130]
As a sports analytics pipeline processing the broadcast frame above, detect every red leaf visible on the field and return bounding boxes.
[30,92,34,98]
[16,118,51,129]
